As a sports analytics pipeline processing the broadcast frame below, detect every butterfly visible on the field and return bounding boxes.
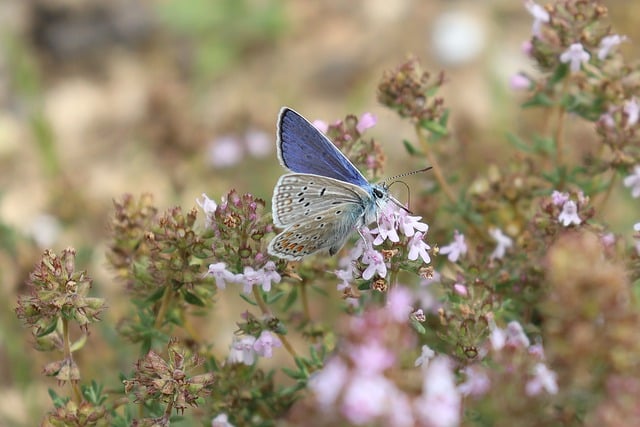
[268,107,426,260]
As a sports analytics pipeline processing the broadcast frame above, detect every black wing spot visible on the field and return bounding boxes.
[298,197,305,203]
[303,186,308,191]
[320,188,326,196]
[304,202,310,207]
[335,210,342,215]
[315,216,323,220]
[319,223,325,228]
[297,192,304,197]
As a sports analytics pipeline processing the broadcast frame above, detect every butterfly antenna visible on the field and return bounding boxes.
[385,166,432,213]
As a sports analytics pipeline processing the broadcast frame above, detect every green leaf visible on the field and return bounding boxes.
[265,291,285,304]
[402,139,422,156]
[549,62,569,85]
[522,91,555,108]
[183,290,206,306]
[282,287,298,311]
[410,318,426,334]
[420,119,448,136]
[239,294,258,306]
[145,287,166,304]
[36,318,59,337]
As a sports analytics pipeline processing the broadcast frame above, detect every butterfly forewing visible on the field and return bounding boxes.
[277,108,370,187]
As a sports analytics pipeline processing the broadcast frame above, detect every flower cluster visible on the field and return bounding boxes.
[378,56,446,124]
[535,190,593,232]
[334,203,431,293]
[198,191,273,268]
[124,338,215,423]
[307,287,460,427]
[227,330,283,365]
[207,261,280,294]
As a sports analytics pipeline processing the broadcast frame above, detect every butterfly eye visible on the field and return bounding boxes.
[373,188,384,199]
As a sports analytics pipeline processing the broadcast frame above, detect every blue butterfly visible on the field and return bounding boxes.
[268,107,405,260]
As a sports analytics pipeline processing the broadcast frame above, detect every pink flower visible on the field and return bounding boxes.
[490,325,506,351]
[624,165,640,197]
[453,283,468,297]
[372,209,400,245]
[238,266,262,294]
[260,261,281,291]
[245,129,271,157]
[253,330,282,358]
[341,374,394,425]
[551,190,570,206]
[335,268,353,291]
[560,43,590,72]
[526,363,558,396]
[458,365,490,397]
[357,112,377,133]
[558,200,581,226]
[407,232,431,264]
[350,341,395,375]
[416,357,461,427]
[197,193,218,216]
[309,358,348,407]
[207,135,244,168]
[312,119,329,133]
[207,262,236,290]
[505,320,530,348]
[598,34,627,60]
[361,249,387,280]
[386,286,413,322]
[521,39,533,56]
[228,336,256,365]
[440,230,467,262]
[510,73,531,91]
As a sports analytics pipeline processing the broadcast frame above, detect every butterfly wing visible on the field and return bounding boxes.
[269,173,372,260]
[277,107,370,188]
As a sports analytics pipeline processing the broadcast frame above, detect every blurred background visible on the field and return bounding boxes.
[0,0,638,424]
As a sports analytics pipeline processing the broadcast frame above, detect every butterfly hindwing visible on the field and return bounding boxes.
[277,108,370,188]
[272,173,370,227]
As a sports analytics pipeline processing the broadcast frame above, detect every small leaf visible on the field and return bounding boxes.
[183,290,205,306]
[239,294,258,306]
[420,119,448,136]
[402,139,422,156]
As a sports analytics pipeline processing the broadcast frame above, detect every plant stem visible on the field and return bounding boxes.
[154,286,173,330]
[252,286,299,359]
[62,318,82,403]
[300,280,311,321]
[415,124,456,205]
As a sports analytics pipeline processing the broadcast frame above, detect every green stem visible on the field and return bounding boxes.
[62,318,82,403]
[154,286,173,330]
[252,286,298,359]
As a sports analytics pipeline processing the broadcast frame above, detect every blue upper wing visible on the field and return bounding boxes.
[276,107,370,188]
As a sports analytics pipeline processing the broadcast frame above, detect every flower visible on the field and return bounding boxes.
[356,112,377,133]
[489,228,513,260]
[453,283,468,297]
[624,166,640,197]
[197,193,218,219]
[598,34,627,60]
[350,341,395,375]
[335,268,353,291]
[558,200,581,226]
[361,249,387,280]
[211,413,235,427]
[458,366,490,397]
[207,135,244,168]
[228,336,257,365]
[309,358,348,407]
[206,262,236,290]
[260,261,281,292]
[439,230,467,262]
[509,73,531,91]
[312,119,329,133]
[624,98,640,128]
[526,363,558,396]
[415,357,461,427]
[386,286,413,322]
[505,320,530,348]
[524,0,549,37]
[397,209,429,237]
[372,209,400,244]
[253,331,282,358]
[559,43,590,72]
[245,129,271,157]
[414,344,435,367]
[407,232,431,263]
[551,190,570,206]
[341,374,395,425]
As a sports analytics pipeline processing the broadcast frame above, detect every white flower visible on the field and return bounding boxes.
[211,413,235,427]
[415,344,436,367]
[624,166,640,197]
[439,230,467,262]
[252,331,282,358]
[558,200,581,226]
[228,336,257,365]
[408,232,431,264]
[206,262,236,290]
[525,0,549,37]
[624,97,640,128]
[361,249,387,280]
[526,363,559,396]
[598,34,627,60]
[560,43,590,72]
[489,228,513,260]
